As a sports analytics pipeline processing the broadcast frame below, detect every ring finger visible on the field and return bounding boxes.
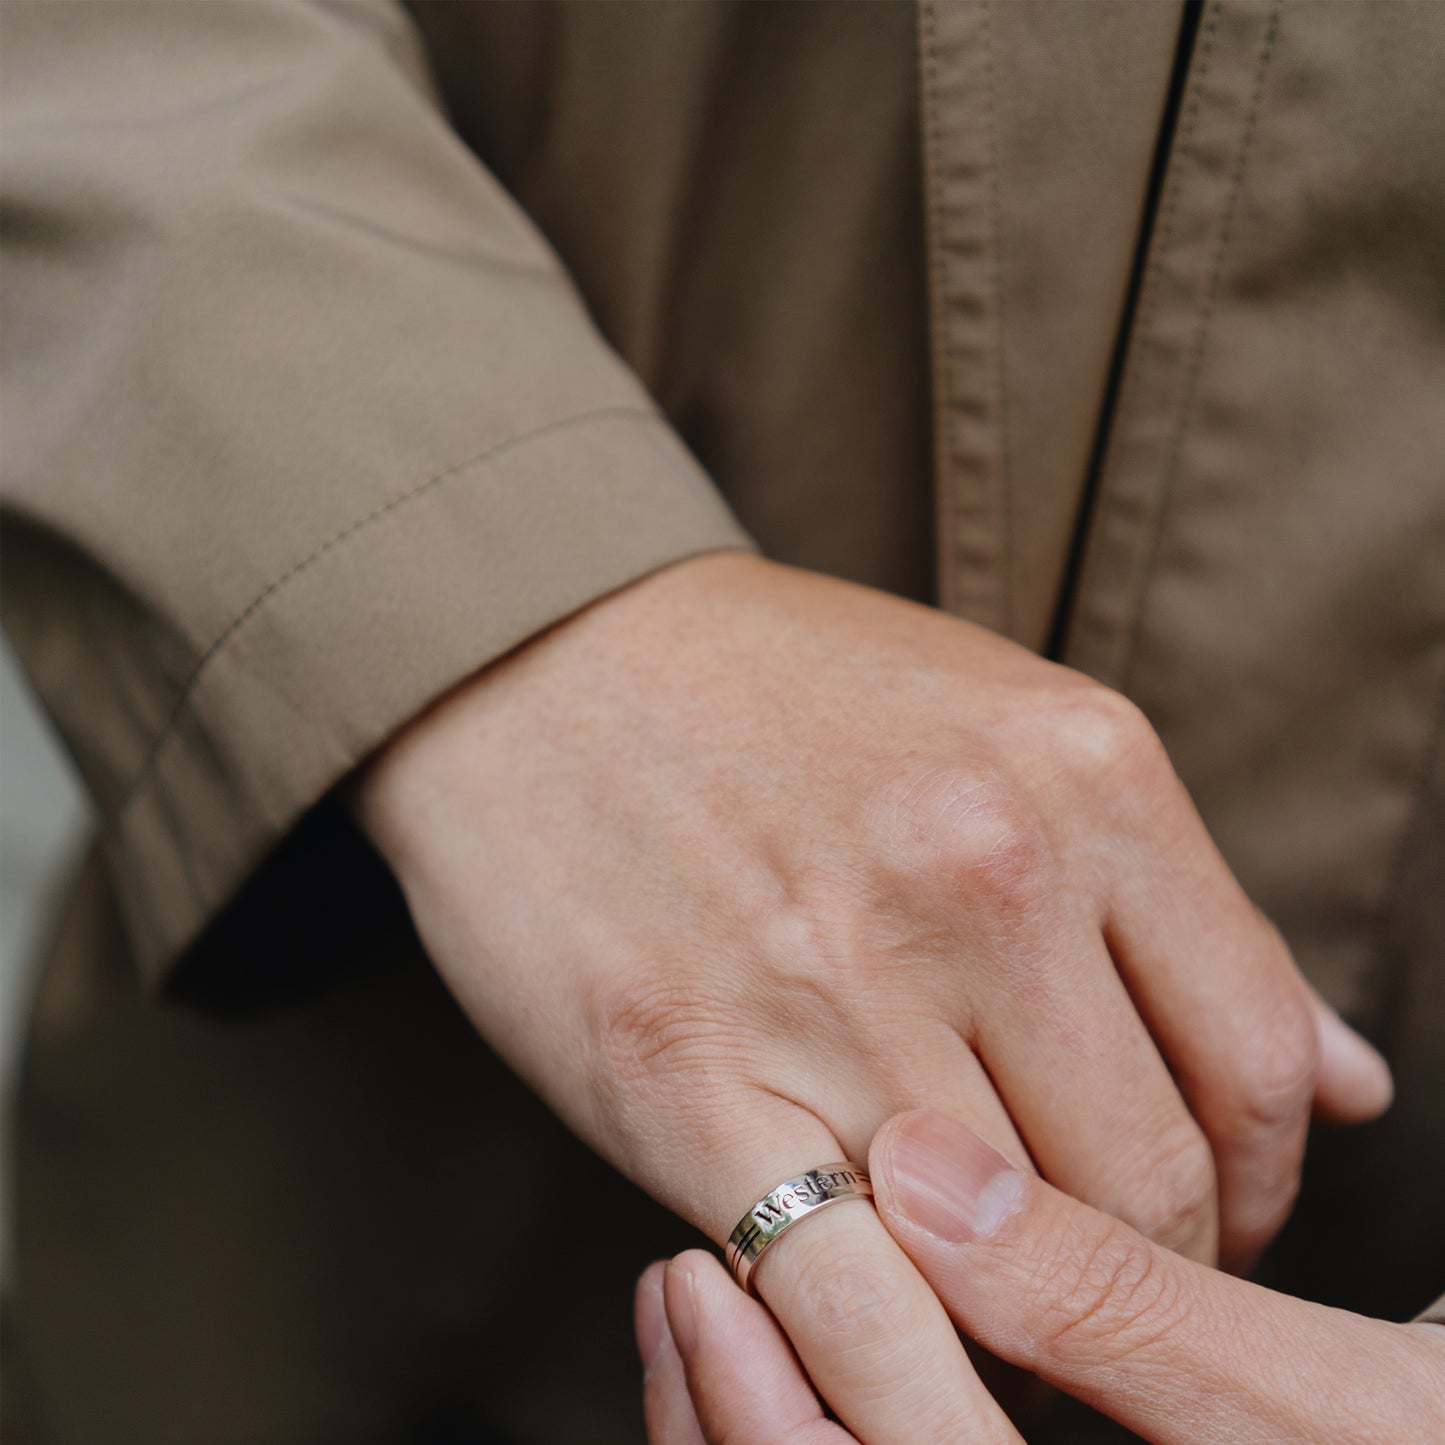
[702,1113,1021,1444]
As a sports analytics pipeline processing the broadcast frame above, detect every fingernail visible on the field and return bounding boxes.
[1316,1004,1394,1116]
[634,1262,671,1379]
[884,1112,1025,1243]
[663,1258,699,1360]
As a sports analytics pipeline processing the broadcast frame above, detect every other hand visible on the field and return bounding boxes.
[354,553,1390,1443]
[638,1110,1444,1443]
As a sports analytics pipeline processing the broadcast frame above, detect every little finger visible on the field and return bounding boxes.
[637,1262,710,1445]
[1099,758,1391,1265]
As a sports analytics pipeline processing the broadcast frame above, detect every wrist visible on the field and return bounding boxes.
[347,549,768,868]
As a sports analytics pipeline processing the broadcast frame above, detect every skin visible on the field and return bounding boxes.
[352,552,1392,1442]
[638,1111,1445,1444]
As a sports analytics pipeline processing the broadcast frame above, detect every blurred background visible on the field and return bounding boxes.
[0,637,88,1121]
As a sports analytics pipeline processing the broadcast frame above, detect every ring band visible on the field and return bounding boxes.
[725,1163,874,1293]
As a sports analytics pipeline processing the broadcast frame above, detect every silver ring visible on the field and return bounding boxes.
[725,1163,874,1293]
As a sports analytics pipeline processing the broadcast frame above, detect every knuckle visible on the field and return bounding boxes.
[813,1265,915,1357]
[1132,1126,1218,1252]
[1227,1171,1302,1261]
[779,1241,919,1371]
[1053,685,1165,779]
[884,764,1051,912]
[588,967,743,1099]
[1232,994,1320,1134]
[1036,1214,1195,1367]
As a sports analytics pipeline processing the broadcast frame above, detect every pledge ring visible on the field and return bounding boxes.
[725,1163,874,1293]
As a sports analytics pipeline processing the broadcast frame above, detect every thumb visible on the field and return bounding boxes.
[870,1112,1412,1444]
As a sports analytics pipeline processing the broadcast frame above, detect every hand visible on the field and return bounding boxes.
[639,1110,1445,1443]
[353,553,1390,1442]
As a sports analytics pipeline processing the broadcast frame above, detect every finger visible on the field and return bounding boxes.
[637,1262,710,1445]
[1305,984,1395,1124]
[732,1168,1022,1443]
[1101,801,1342,1266]
[872,1110,1412,1444]
[687,1112,1022,1444]
[767,1036,1055,1428]
[660,1250,858,1444]
[769,1017,1034,1171]
[970,923,1220,1265]
[1066,701,1391,1263]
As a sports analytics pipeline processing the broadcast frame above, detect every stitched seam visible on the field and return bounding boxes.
[1075,3,1219,666]
[982,0,1012,637]
[919,0,955,612]
[1120,0,1282,693]
[1115,4,1219,450]
[111,403,659,822]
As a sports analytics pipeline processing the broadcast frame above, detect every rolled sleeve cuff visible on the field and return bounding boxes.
[109,406,753,988]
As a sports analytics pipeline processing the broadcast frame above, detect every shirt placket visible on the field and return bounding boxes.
[917,0,1012,636]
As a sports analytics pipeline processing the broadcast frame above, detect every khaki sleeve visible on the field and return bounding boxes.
[0,1,752,989]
